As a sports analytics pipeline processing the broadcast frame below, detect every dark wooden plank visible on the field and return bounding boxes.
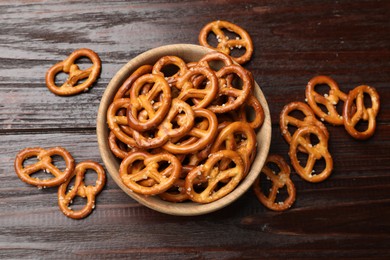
[1,126,389,189]
[1,79,389,130]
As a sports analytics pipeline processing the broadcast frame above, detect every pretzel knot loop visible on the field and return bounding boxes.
[185,150,244,203]
[253,154,296,211]
[238,94,265,129]
[279,101,329,153]
[14,147,75,188]
[108,131,136,159]
[119,151,181,195]
[132,99,195,149]
[289,125,333,183]
[114,65,153,100]
[152,55,188,86]
[198,51,234,72]
[176,66,219,109]
[58,161,106,219]
[46,48,101,96]
[343,85,380,140]
[208,64,253,113]
[127,74,172,132]
[211,121,257,175]
[162,108,218,154]
[198,20,254,64]
[305,75,348,125]
[107,98,138,148]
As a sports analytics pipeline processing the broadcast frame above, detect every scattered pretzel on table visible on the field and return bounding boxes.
[58,161,106,219]
[305,75,348,125]
[253,154,296,211]
[46,48,101,96]
[198,20,254,64]
[289,125,333,183]
[343,85,380,140]
[14,146,106,219]
[14,147,75,188]
[280,101,329,153]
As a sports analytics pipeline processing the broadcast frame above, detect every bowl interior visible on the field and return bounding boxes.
[97,44,271,216]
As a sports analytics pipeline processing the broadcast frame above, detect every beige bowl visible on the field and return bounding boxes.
[96,44,271,216]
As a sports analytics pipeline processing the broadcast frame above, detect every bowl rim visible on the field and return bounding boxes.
[96,43,271,216]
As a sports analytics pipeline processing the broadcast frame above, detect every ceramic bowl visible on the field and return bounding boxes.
[96,44,271,216]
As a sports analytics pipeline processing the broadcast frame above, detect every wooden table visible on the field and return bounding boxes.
[1,1,389,258]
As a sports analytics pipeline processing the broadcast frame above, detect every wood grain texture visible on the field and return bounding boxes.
[1,0,389,259]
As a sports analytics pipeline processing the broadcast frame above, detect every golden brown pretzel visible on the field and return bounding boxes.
[114,65,153,100]
[127,73,172,132]
[198,20,253,64]
[158,165,195,202]
[162,108,218,154]
[343,85,380,140]
[108,131,138,159]
[188,52,234,97]
[136,100,163,122]
[14,147,75,188]
[289,125,333,182]
[46,48,101,96]
[156,98,195,139]
[106,98,138,148]
[119,151,181,195]
[152,55,188,86]
[238,94,264,129]
[305,75,348,125]
[131,128,168,149]
[132,99,195,149]
[208,64,252,113]
[185,150,244,203]
[198,51,234,71]
[58,161,106,219]
[279,101,329,152]
[176,66,219,108]
[210,121,257,175]
[253,154,296,211]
